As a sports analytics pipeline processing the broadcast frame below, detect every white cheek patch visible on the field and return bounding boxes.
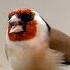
[32,11,47,26]
[8,15,21,23]
[9,25,24,33]
[32,11,48,33]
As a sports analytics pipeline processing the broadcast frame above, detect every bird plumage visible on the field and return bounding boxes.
[6,8,64,70]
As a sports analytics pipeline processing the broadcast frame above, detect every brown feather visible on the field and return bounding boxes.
[50,28,70,63]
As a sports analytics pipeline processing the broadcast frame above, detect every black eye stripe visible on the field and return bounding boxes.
[17,13,34,22]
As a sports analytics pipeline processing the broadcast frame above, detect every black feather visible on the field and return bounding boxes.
[40,16,51,32]
[17,13,34,22]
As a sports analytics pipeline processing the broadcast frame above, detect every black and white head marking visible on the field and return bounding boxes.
[7,10,50,48]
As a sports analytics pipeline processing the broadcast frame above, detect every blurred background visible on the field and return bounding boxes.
[0,0,70,70]
[0,0,70,42]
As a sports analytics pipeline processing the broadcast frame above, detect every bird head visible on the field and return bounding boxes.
[7,9,51,47]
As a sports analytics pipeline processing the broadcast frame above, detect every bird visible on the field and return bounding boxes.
[5,8,64,70]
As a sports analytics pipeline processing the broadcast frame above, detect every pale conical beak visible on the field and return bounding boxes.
[9,25,24,33]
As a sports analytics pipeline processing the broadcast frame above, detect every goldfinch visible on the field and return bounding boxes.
[6,8,64,70]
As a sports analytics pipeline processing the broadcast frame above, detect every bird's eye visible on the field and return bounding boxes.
[18,12,35,22]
